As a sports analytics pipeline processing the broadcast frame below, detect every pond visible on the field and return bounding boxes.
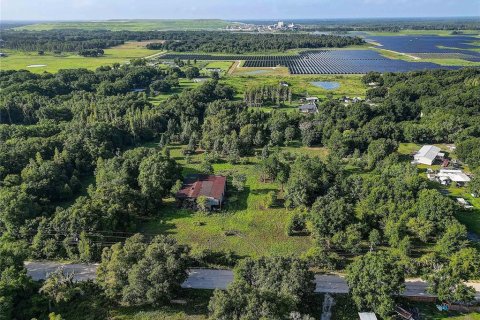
[310,81,340,90]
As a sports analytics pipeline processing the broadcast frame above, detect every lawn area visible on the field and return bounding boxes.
[139,144,330,258]
[149,79,203,105]
[15,19,233,31]
[0,42,164,73]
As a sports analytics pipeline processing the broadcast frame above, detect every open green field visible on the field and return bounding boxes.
[149,79,203,105]
[0,42,164,73]
[223,74,366,101]
[139,144,330,258]
[15,19,234,31]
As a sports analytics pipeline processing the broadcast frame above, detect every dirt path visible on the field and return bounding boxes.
[227,60,241,75]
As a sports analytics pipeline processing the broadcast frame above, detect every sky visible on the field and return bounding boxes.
[1,0,479,21]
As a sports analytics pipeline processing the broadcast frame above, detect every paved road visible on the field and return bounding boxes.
[25,261,480,299]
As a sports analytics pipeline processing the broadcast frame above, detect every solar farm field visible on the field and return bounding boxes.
[160,50,457,74]
[367,35,480,61]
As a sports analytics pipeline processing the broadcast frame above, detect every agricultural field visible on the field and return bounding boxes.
[14,19,234,31]
[0,41,164,73]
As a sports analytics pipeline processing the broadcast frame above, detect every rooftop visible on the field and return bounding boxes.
[176,174,226,200]
[415,145,441,161]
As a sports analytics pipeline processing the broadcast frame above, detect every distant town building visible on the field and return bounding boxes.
[277,21,285,28]
[176,174,226,210]
[413,145,441,165]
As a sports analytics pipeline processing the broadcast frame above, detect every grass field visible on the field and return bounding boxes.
[15,19,233,31]
[138,144,331,258]
[223,74,366,101]
[149,79,203,105]
[0,42,164,73]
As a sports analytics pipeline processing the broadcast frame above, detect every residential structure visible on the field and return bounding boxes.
[176,174,226,210]
[413,145,441,165]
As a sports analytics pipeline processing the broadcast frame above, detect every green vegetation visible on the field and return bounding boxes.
[1,24,480,319]
[0,42,164,73]
[140,145,318,257]
[15,19,234,31]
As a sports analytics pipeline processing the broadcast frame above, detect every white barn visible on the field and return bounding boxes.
[413,145,441,165]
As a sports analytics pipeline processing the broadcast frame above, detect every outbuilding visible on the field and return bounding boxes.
[298,104,318,114]
[413,145,441,165]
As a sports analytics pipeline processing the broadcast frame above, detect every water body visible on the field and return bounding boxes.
[311,81,340,90]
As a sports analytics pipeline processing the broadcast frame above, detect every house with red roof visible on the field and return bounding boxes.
[175,174,226,210]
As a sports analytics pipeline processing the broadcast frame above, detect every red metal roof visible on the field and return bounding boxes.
[176,175,226,200]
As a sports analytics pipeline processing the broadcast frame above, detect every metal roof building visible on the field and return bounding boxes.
[413,145,441,165]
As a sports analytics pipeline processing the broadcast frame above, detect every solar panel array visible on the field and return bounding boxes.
[367,35,480,62]
[161,50,458,74]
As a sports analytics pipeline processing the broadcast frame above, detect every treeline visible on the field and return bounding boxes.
[0,65,234,261]
[146,31,364,53]
[1,29,363,53]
